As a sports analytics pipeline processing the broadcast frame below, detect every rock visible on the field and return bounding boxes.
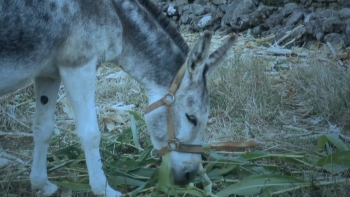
[178,4,210,16]
[229,3,277,31]
[248,0,261,6]
[219,4,227,13]
[197,14,212,29]
[324,33,349,47]
[265,10,284,28]
[221,0,256,26]
[318,9,339,18]
[210,0,227,5]
[286,11,304,26]
[300,0,312,7]
[329,2,341,10]
[322,17,342,33]
[283,3,299,17]
[337,0,350,7]
[315,7,326,14]
[260,0,289,6]
[167,4,178,16]
[0,158,9,168]
[193,0,208,5]
[191,4,211,16]
[339,8,350,20]
[179,11,194,24]
[305,18,324,40]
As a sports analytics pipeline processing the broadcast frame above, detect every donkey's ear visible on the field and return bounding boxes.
[204,33,238,78]
[186,31,213,80]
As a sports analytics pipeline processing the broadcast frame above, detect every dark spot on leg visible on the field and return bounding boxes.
[40,96,49,105]
[49,2,57,12]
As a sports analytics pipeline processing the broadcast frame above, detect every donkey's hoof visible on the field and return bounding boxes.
[204,183,213,196]
[105,188,122,197]
[35,181,58,196]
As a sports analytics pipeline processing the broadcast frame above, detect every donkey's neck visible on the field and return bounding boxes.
[112,0,189,103]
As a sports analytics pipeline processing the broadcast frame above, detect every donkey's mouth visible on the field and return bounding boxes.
[171,165,198,186]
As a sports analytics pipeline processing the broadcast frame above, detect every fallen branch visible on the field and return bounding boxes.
[326,41,347,71]
[276,25,305,46]
[0,131,33,137]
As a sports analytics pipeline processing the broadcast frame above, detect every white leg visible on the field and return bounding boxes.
[30,77,60,195]
[59,57,121,197]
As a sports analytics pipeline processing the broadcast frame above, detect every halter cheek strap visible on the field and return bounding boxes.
[145,64,205,158]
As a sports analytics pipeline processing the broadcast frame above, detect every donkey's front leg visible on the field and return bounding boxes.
[59,57,121,197]
[30,77,60,195]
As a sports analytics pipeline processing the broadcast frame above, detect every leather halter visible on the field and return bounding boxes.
[145,64,205,158]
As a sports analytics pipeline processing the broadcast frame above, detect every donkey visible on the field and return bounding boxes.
[0,0,238,196]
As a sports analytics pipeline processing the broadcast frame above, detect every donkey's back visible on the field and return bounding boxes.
[0,0,122,96]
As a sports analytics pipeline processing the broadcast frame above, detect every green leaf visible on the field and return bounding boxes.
[241,151,269,160]
[108,176,145,187]
[317,134,349,152]
[207,165,236,177]
[137,145,153,162]
[316,150,350,173]
[130,115,142,151]
[176,187,206,197]
[128,110,145,122]
[156,153,173,192]
[215,174,306,196]
[69,154,85,168]
[47,143,82,161]
[52,181,91,191]
[48,161,73,172]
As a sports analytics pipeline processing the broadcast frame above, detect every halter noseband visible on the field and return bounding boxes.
[145,64,205,158]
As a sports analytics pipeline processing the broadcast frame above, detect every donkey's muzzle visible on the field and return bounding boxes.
[172,164,199,186]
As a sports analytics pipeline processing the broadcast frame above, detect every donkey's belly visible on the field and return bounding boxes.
[0,69,34,97]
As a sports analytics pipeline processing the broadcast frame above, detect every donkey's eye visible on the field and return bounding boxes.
[185,113,197,126]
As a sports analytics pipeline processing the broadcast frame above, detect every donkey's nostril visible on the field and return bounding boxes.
[173,168,197,186]
[185,172,191,181]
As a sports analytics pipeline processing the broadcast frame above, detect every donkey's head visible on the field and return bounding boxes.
[145,31,238,185]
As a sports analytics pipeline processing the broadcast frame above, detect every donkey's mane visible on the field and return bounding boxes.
[138,0,190,55]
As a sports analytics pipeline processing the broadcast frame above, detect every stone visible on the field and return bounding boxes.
[197,14,213,29]
[324,33,349,47]
[265,10,284,28]
[191,4,210,16]
[339,8,350,20]
[318,9,339,18]
[315,7,326,14]
[260,0,288,6]
[209,0,227,5]
[229,4,277,31]
[337,0,350,7]
[283,3,299,17]
[301,0,312,7]
[329,2,340,11]
[0,158,9,168]
[221,0,256,26]
[179,11,194,24]
[167,4,178,16]
[286,11,304,26]
[322,17,342,33]
[219,4,228,13]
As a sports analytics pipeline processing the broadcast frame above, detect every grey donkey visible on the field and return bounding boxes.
[0,0,238,196]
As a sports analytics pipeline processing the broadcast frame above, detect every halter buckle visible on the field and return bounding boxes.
[164,94,175,105]
[168,139,180,151]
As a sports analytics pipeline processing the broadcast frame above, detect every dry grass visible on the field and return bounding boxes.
[1,32,350,196]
